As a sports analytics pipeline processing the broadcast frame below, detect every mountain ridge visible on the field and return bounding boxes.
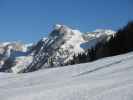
[0,24,115,73]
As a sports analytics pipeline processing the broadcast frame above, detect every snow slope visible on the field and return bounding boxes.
[0,52,133,100]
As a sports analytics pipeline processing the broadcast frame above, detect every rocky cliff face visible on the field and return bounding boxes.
[25,24,85,72]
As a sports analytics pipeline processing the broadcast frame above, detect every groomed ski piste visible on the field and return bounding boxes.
[0,52,133,100]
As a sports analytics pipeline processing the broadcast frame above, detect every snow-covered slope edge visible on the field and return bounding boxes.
[0,52,133,100]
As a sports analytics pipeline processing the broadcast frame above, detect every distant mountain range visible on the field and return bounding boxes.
[0,24,115,73]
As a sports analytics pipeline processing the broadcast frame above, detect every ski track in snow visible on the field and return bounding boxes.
[0,52,133,100]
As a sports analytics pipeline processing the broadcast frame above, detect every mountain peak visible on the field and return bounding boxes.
[49,24,72,39]
[54,24,62,30]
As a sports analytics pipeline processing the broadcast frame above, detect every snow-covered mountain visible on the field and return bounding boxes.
[25,24,86,72]
[0,42,33,73]
[0,25,115,73]
[0,51,133,100]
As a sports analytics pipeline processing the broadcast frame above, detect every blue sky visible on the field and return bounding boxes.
[0,0,133,43]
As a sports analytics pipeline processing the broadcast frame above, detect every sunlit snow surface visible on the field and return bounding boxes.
[0,52,133,100]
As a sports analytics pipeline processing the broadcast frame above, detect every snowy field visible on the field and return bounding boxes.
[0,52,133,100]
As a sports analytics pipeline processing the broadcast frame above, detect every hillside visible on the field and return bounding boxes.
[0,52,133,100]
